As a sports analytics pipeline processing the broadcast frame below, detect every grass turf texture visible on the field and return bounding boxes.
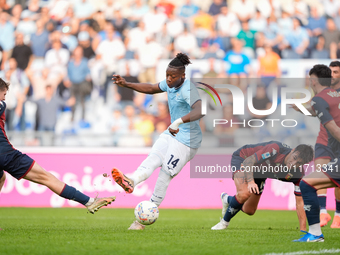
[0,208,339,255]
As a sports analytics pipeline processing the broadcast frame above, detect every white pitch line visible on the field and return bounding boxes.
[264,248,340,255]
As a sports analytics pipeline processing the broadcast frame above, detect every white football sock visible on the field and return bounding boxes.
[223,194,229,204]
[150,168,172,207]
[320,209,328,214]
[85,197,95,206]
[130,153,162,186]
[334,212,340,217]
[309,223,322,236]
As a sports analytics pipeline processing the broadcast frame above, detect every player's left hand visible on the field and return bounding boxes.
[247,182,259,194]
[169,127,179,136]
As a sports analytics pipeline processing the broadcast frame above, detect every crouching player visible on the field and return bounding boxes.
[0,78,115,217]
[295,65,340,242]
[211,141,313,231]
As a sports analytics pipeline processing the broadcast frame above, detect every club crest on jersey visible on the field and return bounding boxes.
[262,152,271,159]
[285,173,293,181]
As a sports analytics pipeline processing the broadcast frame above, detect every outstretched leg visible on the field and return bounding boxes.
[112,135,167,193]
[24,162,115,213]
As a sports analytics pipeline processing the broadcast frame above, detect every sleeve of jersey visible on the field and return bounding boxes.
[293,179,302,196]
[312,96,333,125]
[183,82,201,107]
[254,143,280,164]
[158,79,168,92]
[0,101,6,115]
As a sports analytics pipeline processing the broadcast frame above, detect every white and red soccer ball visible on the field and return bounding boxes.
[134,201,159,225]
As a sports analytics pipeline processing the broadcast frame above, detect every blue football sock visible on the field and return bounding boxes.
[227,195,232,204]
[317,195,327,210]
[223,195,243,222]
[60,184,90,205]
[300,180,320,225]
[336,199,340,213]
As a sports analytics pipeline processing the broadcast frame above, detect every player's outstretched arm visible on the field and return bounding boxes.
[168,100,204,136]
[325,120,340,143]
[295,195,307,231]
[112,75,163,94]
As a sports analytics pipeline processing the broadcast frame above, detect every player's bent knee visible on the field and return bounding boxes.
[243,208,256,216]
[236,192,251,203]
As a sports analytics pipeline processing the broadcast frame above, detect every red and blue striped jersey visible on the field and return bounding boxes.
[235,141,303,195]
[0,101,15,154]
[312,88,340,157]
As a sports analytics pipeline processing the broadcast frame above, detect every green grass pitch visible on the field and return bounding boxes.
[0,208,339,255]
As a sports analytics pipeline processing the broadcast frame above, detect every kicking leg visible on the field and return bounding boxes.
[112,135,167,193]
[24,162,115,213]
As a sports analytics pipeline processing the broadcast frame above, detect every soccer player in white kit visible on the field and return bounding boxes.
[111,53,203,230]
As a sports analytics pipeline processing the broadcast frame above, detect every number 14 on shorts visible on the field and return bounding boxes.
[167,154,180,169]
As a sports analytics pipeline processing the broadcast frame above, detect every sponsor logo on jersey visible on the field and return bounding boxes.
[262,152,271,159]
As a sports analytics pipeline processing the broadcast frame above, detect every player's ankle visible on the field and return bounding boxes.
[85,197,95,206]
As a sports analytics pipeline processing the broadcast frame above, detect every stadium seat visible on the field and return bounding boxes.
[311,50,330,59]
[281,49,301,59]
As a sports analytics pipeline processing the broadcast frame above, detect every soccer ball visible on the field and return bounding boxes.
[134,201,159,225]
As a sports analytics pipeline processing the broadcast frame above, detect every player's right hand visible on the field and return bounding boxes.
[112,75,127,87]
[247,182,259,194]
[288,104,302,113]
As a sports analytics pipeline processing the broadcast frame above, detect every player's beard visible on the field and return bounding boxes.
[331,78,340,87]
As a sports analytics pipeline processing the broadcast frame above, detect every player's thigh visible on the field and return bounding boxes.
[303,171,337,190]
[162,136,197,177]
[242,193,262,215]
[315,158,331,195]
[148,134,170,163]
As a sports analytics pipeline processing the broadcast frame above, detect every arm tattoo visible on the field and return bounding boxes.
[242,154,256,183]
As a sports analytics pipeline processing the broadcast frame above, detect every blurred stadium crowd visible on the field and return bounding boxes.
[0,0,336,147]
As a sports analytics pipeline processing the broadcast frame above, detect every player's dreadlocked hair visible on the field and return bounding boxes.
[294,144,314,164]
[168,53,191,71]
[309,64,332,87]
[0,78,9,91]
